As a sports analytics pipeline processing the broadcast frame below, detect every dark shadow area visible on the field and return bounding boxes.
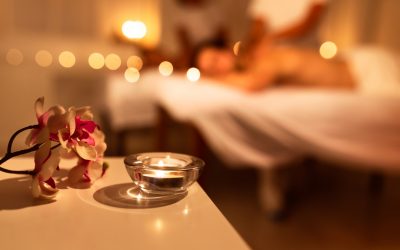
[93,183,187,208]
[0,176,56,210]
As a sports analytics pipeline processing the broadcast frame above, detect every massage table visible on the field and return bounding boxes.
[106,47,400,215]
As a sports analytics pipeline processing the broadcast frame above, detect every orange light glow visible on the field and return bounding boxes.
[319,41,337,59]
[6,49,23,66]
[124,67,140,83]
[127,55,143,70]
[58,51,76,68]
[105,53,121,70]
[88,53,105,70]
[158,61,173,76]
[35,50,52,67]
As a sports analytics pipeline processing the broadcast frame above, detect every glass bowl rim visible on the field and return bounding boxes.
[124,152,205,171]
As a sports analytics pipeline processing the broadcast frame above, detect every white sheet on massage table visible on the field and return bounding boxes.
[106,47,400,170]
[106,70,400,170]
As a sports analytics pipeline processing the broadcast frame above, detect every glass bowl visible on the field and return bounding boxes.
[124,152,205,195]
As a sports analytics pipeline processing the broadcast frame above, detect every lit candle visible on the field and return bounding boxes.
[140,159,185,191]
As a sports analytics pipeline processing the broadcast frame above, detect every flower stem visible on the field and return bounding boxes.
[0,124,42,176]
[7,125,38,153]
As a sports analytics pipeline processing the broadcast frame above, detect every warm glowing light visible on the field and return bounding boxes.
[136,193,142,200]
[319,41,337,59]
[124,67,140,83]
[58,51,76,68]
[233,41,241,56]
[122,20,147,39]
[154,170,166,178]
[127,55,143,70]
[35,50,52,67]
[6,49,23,66]
[105,53,121,70]
[158,61,173,76]
[154,219,163,232]
[88,53,105,70]
[183,206,189,215]
[187,67,200,82]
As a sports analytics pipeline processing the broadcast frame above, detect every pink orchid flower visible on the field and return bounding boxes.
[31,143,60,198]
[23,97,108,198]
[26,97,67,147]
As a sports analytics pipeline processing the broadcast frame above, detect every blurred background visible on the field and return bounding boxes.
[0,0,400,249]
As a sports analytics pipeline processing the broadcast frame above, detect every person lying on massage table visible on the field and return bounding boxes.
[195,39,356,92]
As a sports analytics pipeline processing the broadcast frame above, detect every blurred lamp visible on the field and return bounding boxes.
[122,20,147,40]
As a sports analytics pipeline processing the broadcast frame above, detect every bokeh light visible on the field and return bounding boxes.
[233,41,241,56]
[319,41,337,59]
[122,20,147,39]
[6,49,23,66]
[158,61,173,76]
[105,53,121,70]
[88,52,105,70]
[127,55,143,70]
[35,50,53,67]
[186,67,200,82]
[124,67,140,83]
[58,51,76,68]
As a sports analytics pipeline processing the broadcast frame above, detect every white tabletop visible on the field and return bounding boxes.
[0,157,249,250]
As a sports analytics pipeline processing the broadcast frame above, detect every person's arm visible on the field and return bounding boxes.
[271,2,326,40]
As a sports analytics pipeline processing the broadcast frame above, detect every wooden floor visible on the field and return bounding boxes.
[202,159,400,250]
[114,129,400,250]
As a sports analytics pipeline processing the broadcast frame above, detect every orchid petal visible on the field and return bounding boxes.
[58,130,69,149]
[25,129,39,146]
[88,161,103,181]
[34,140,51,168]
[68,110,77,136]
[68,165,86,184]
[32,176,41,198]
[38,178,59,198]
[35,127,50,145]
[75,141,97,161]
[46,108,69,134]
[75,106,93,120]
[93,129,107,156]
[32,175,58,199]
[34,97,44,119]
[59,147,76,159]
[39,149,60,180]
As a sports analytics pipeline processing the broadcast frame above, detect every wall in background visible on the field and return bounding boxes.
[0,0,399,154]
